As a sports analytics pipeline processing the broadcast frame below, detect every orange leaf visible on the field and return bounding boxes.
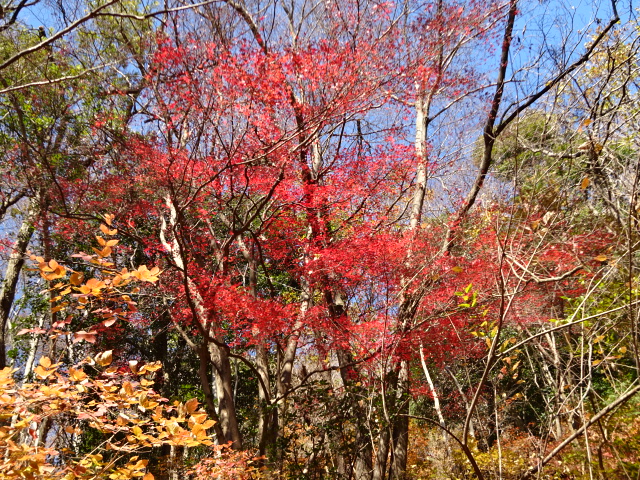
[201,420,216,429]
[185,398,199,414]
[580,177,590,190]
[100,223,118,235]
[70,272,84,286]
[122,381,134,396]
[191,413,207,424]
[34,364,56,379]
[69,367,88,382]
[92,246,112,258]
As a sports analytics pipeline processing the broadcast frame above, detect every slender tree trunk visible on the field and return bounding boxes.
[384,86,431,480]
[0,197,36,369]
[257,343,277,457]
[238,237,278,459]
[372,426,391,480]
[276,129,320,429]
[277,273,311,435]
[160,196,240,448]
[420,346,450,454]
[390,361,410,480]
[338,346,373,480]
[410,92,428,232]
[209,342,242,449]
[196,344,225,444]
[484,382,497,451]
[21,314,45,383]
[354,440,374,480]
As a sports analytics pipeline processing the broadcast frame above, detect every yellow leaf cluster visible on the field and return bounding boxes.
[2,221,206,479]
[130,265,161,283]
[0,350,216,479]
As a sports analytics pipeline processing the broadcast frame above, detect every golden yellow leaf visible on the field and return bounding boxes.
[100,223,118,235]
[69,367,87,382]
[122,381,134,397]
[42,262,66,280]
[131,265,161,283]
[139,392,159,411]
[95,350,113,367]
[143,473,155,480]
[34,364,56,379]
[80,278,107,295]
[191,413,207,424]
[201,420,216,429]
[595,254,608,262]
[191,423,204,436]
[92,246,112,258]
[138,362,162,374]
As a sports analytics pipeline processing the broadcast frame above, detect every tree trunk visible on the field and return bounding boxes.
[21,314,44,383]
[338,347,373,480]
[390,361,409,480]
[257,342,278,458]
[277,274,310,439]
[372,427,391,480]
[196,344,226,444]
[0,197,36,369]
[421,346,450,455]
[209,342,243,449]
[383,79,431,480]
[238,236,277,459]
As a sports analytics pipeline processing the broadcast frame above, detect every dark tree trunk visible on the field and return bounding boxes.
[0,198,36,369]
